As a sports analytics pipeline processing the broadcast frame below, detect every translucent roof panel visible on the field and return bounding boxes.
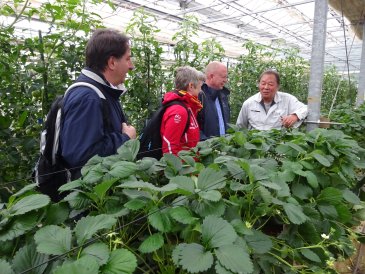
[9,0,364,77]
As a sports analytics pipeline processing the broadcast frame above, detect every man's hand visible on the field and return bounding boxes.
[122,122,136,139]
[281,114,299,128]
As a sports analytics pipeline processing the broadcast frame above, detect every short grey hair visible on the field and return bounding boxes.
[174,66,205,91]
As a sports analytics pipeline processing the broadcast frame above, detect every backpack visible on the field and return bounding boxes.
[137,100,191,160]
[34,82,107,202]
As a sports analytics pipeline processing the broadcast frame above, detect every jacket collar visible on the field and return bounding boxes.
[81,68,127,96]
[253,91,282,104]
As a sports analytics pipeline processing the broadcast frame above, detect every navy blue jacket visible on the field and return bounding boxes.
[60,68,130,178]
[198,83,231,139]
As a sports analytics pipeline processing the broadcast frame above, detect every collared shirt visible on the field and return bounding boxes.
[215,98,226,136]
[236,91,308,130]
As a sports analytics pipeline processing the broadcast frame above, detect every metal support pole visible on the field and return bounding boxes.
[306,0,328,132]
[356,23,365,107]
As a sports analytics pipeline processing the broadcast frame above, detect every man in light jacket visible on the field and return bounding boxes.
[236,69,307,130]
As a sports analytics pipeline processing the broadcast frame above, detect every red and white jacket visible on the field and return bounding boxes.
[161,90,202,156]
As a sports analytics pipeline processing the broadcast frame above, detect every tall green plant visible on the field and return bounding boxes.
[124,8,164,132]
[0,0,105,192]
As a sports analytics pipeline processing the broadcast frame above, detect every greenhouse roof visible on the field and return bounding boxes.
[9,0,365,77]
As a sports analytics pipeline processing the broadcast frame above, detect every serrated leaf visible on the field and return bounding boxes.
[215,261,233,274]
[163,153,183,171]
[199,190,222,201]
[169,176,195,194]
[225,161,245,180]
[257,186,273,203]
[311,152,331,167]
[169,206,198,224]
[34,225,72,255]
[174,243,214,273]
[318,205,338,219]
[300,249,321,263]
[292,183,313,200]
[0,259,13,274]
[0,212,39,241]
[124,199,147,211]
[58,179,82,192]
[9,194,50,216]
[215,245,253,274]
[245,230,272,254]
[259,180,281,190]
[305,171,318,188]
[139,233,164,253]
[54,256,99,274]
[12,183,37,197]
[117,139,140,161]
[44,203,69,225]
[103,248,137,274]
[342,189,361,205]
[335,204,352,223]
[148,207,172,232]
[317,187,342,205]
[13,242,49,274]
[75,215,117,245]
[197,168,226,191]
[94,178,119,201]
[191,199,226,217]
[202,215,237,248]
[283,203,307,225]
[82,163,107,184]
[251,165,270,181]
[109,161,137,179]
[80,242,110,266]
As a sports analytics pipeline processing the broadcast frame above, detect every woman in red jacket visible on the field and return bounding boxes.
[161,66,205,156]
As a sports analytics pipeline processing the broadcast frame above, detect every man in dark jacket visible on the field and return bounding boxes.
[198,61,230,140]
[60,29,136,179]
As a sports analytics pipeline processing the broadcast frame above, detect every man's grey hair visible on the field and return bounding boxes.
[175,66,205,91]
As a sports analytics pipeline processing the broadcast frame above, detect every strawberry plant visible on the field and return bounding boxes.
[1,128,364,273]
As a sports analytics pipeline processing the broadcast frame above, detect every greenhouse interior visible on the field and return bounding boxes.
[1,0,365,273]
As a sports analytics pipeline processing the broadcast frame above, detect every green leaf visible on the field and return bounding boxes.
[34,225,72,255]
[311,152,331,167]
[58,179,82,192]
[173,243,213,273]
[54,256,99,274]
[163,153,183,171]
[199,190,222,201]
[139,233,164,253]
[300,249,321,263]
[191,199,226,217]
[245,230,272,254]
[317,187,342,205]
[94,178,119,201]
[215,261,233,274]
[0,259,13,274]
[75,215,117,245]
[259,180,281,190]
[9,194,50,216]
[318,205,338,219]
[124,199,147,211]
[342,189,361,205]
[0,212,39,241]
[305,171,318,188]
[215,245,253,274]
[197,168,226,191]
[117,139,140,161]
[202,215,237,248]
[251,165,270,181]
[13,242,49,274]
[148,207,172,232]
[292,182,313,200]
[12,183,37,197]
[82,163,107,184]
[169,206,198,224]
[257,186,273,203]
[169,176,195,194]
[80,242,110,266]
[335,204,352,223]
[44,203,69,225]
[102,248,137,274]
[109,161,137,179]
[283,203,307,225]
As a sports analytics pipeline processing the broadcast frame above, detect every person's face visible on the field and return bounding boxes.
[209,66,227,90]
[259,73,279,103]
[188,80,203,97]
[113,46,134,85]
